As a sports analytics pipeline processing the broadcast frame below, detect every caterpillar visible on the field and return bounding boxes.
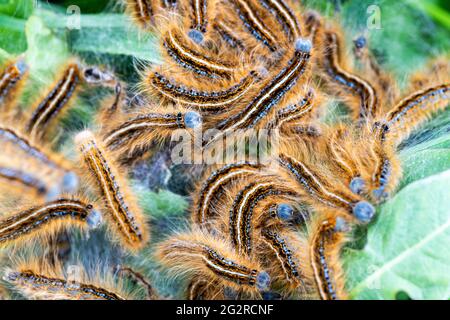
[379,83,450,144]
[3,262,129,300]
[277,152,376,223]
[0,198,101,248]
[75,130,149,250]
[258,228,310,293]
[228,0,278,52]
[308,215,348,300]
[321,30,379,120]
[0,58,28,114]
[257,0,301,41]
[156,228,271,294]
[161,28,239,78]
[205,38,312,149]
[192,161,263,226]
[228,179,299,255]
[147,71,257,112]
[102,109,202,158]
[0,126,79,194]
[26,63,82,140]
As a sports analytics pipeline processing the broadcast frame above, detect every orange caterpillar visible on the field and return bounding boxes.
[25,62,82,141]
[4,261,131,300]
[274,144,376,223]
[156,228,271,295]
[0,125,79,197]
[155,25,245,80]
[147,70,258,113]
[186,278,224,300]
[75,130,149,251]
[227,177,300,255]
[307,213,349,300]
[0,58,28,115]
[191,161,264,227]
[318,29,380,121]
[203,37,312,150]
[101,106,202,159]
[257,227,313,295]
[0,197,101,248]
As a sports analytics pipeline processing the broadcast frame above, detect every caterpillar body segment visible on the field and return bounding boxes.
[308,214,348,300]
[156,228,271,295]
[0,197,101,248]
[75,130,149,251]
[4,262,131,300]
[0,58,29,115]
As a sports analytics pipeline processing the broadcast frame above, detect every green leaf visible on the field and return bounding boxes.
[400,148,450,188]
[0,0,34,19]
[345,169,450,300]
[0,14,27,54]
[19,14,69,106]
[135,187,188,219]
[36,9,160,63]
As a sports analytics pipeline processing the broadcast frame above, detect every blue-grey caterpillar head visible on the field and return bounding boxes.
[275,203,295,220]
[349,177,366,195]
[184,111,202,129]
[353,35,367,50]
[352,201,375,223]
[295,38,312,53]
[256,271,271,291]
[188,29,205,44]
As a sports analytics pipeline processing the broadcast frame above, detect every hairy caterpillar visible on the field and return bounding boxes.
[0,126,79,195]
[258,228,311,294]
[147,71,257,112]
[156,228,271,294]
[204,38,312,149]
[228,0,279,52]
[75,130,149,250]
[192,161,263,226]
[0,58,28,114]
[379,83,450,144]
[0,198,101,248]
[102,108,202,158]
[3,262,129,300]
[276,151,375,223]
[25,63,82,140]
[160,28,240,79]
[321,30,379,120]
[228,179,300,255]
[308,215,348,300]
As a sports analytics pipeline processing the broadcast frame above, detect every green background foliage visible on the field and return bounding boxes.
[0,0,449,300]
